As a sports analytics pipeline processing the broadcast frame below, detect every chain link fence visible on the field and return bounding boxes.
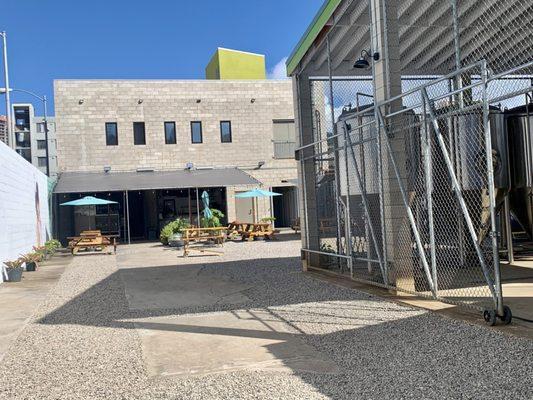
[297,0,532,319]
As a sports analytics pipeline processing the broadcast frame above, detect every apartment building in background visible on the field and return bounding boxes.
[52,49,297,244]
[0,116,7,144]
[11,103,57,176]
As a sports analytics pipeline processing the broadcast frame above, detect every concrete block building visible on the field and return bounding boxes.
[53,70,298,243]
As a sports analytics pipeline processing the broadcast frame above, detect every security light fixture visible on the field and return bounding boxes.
[78,99,84,104]
[196,99,201,103]
[138,99,143,104]
[251,98,256,103]
[353,49,380,69]
[186,162,194,170]
[256,160,266,169]
[103,166,111,173]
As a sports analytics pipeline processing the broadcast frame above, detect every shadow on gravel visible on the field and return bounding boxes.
[37,256,533,399]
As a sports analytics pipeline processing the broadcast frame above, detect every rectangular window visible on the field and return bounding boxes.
[38,157,48,167]
[190,121,202,144]
[272,119,296,159]
[133,122,146,145]
[164,122,176,144]
[36,123,45,133]
[105,122,118,146]
[37,140,47,150]
[220,121,232,143]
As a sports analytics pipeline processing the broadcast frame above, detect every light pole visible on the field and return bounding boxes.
[0,87,50,176]
[0,32,13,148]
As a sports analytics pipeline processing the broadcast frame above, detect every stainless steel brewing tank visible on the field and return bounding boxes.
[336,105,379,196]
[449,107,509,197]
[505,103,533,239]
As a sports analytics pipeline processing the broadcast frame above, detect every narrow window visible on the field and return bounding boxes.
[37,140,47,150]
[38,157,48,167]
[220,121,232,143]
[164,122,176,144]
[191,121,202,144]
[105,122,118,146]
[133,122,146,145]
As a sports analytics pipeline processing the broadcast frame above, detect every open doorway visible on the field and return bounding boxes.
[272,186,298,228]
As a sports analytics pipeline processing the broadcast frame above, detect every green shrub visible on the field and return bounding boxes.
[201,209,225,228]
[160,218,190,245]
[44,239,61,255]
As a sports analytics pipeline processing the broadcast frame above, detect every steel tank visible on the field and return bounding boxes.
[505,103,533,239]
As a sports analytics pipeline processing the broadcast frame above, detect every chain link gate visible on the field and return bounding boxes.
[301,65,533,323]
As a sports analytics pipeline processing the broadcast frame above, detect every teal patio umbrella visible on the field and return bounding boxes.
[61,196,118,230]
[201,190,213,220]
[235,188,281,223]
[60,196,118,206]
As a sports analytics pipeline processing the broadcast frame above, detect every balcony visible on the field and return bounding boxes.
[273,140,296,159]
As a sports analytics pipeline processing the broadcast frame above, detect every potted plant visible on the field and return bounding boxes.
[201,209,225,228]
[44,239,61,258]
[3,259,24,282]
[319,243,336,268]
[21,252,42,272]
[160,218,190,247]
[261,216,276,224]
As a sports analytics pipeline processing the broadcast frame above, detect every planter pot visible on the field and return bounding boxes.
[168,233,184,248]
[26,262,37,272]
[7,268,23,282]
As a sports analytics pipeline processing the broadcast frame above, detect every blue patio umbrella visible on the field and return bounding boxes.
[60,196,118,206]
[235,188,281,223]
[201,190,213,219]
[60,196,118,230]
[234,189,282,198]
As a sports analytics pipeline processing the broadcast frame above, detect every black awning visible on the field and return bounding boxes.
[53,168,260,194]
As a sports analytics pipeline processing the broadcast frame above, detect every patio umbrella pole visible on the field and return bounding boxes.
[125,190,131,244]
[196,188,200,227]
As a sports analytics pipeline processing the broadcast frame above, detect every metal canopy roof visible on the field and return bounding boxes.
[53,168,260,194]
[287,0,533,76]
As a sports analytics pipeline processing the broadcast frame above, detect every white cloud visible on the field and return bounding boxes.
[267,57,289,79]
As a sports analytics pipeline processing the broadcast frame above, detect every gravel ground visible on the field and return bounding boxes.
[0,238,532,400]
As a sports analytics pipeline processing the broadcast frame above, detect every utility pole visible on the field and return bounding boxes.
[1,32,13,148]
[43,95,50,176]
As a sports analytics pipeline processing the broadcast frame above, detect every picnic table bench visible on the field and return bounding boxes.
[183,227,226,257]
[67,230,118,255]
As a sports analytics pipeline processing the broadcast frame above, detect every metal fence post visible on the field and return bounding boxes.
[327,36,344,258]
[421,95,438,298]
[481,61,505,316]
[343,124,353,275]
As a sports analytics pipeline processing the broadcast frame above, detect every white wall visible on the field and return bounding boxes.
[0,140,50,282]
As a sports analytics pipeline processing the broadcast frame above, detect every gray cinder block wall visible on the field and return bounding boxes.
[54,79,297,221]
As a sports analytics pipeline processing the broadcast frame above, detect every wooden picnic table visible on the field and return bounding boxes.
[234,222,279,241]
[67,230,119,255]
[182,227,226,257]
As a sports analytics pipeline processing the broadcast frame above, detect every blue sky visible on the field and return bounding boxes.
[2,0,324,114]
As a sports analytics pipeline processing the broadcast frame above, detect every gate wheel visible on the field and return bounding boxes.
[499,306,512,325]
[483,310,497,326]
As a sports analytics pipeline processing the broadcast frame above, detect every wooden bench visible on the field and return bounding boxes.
[183,227,226,257]
[68,230,118,255]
